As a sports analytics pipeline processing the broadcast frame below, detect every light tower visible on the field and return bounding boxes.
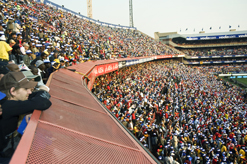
[87,0,93,18]
[129,0,134,27]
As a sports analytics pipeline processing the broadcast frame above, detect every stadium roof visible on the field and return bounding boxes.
[159,30,247,40]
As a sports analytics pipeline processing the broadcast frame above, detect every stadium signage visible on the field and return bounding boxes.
[118,61,126,69]
[186,34,247,40]
[126,59,139,66]
[188,60,247,64]
[156,55,173,59]
[189,54,247,59]
[93,63,119,76]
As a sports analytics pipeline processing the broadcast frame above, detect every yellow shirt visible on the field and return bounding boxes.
[244,135,247,142]
[54,59,60,63]
[0,41,12,60]
[239,149,245,159]
[221,145,227,152]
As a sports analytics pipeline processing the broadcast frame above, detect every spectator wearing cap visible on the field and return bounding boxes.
[35,60,46,86]
[23,50,32,67]
[38,29,44,39]
[0,72,51,158]
[30,42,39,54]
[13,20,21,34]
[20,42,29,55]
[6,63,19,72]
[21,70,41,82]
[0,33,12,74]
[43,59,51,70]
[21,26,28,42]
[6,17,14,32]
[164,152,174,164]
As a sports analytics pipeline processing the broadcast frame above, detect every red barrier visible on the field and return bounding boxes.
[155,55,173,59]
[10,61,159,163]
[87,62,119,90]
[93,62,119,76]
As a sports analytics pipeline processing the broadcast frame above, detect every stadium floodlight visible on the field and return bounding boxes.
[129,0,134,27]
[87,0,93,18]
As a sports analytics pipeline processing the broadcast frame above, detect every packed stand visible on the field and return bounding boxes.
[0,0,181,77]
[93,61,247,164]
[199,65,247,74]
[181,47,247,57]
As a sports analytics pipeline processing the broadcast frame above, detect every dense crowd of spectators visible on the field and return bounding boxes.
[201,65,247,74]
[2,0,247,163]
[93,61,247,164]
[182,47,247,57]
[0,0,180,75]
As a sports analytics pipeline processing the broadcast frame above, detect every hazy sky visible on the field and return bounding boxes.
[50,0,247,38]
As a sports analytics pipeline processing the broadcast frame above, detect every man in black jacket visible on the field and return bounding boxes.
[0,72,52,161]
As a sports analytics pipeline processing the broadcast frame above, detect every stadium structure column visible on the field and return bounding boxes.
[129,0,134,27]
[87,0,93,18]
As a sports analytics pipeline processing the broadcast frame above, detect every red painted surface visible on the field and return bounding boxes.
[10,58,161,164]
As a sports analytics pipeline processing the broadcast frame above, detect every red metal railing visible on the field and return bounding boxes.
[10,58,160,164]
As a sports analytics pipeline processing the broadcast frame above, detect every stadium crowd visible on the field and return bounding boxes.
[93,61,247,164]
[0,0,180,77]
[2,0,247,163]
[0,0,180,162]
[182,47,247,57]
[210,65,247,74]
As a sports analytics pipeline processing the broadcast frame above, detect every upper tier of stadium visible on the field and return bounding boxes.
[155,30,247,49]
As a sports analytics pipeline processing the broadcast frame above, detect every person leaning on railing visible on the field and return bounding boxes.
[0,72,52,162]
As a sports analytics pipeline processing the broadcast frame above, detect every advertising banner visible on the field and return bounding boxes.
[189,54,247,59]
[119,61,126,69]
[92,62,119,77]
[156,55,173,59]
[186,34,247,40]
[188,60,247,64]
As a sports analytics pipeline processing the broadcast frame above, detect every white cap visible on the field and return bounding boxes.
[0,35,6,41]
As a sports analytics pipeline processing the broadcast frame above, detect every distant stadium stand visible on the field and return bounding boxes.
[156,31,247,66]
